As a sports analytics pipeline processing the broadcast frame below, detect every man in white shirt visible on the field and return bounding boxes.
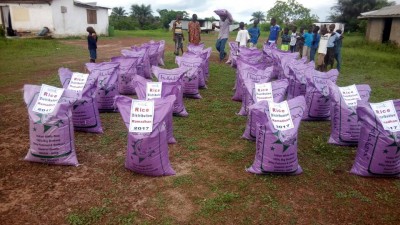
[214,14,232,62]
[317,27,331,71]
[236,22,250,51]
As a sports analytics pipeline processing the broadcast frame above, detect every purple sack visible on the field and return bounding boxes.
[233,60,273,102]
[187,43,205,53]
[86,62,120,112]
[132,75,177,144]
[239,79,289,116]
[141,41,160,67]
[242,80,289,141]
[247,96,306,175]
[185,47,212,81]
[287,63,314,100]
[227,41,239,67]
[23,84,79,166]
[59,68,103,133]
[175,56,202,99]
[115,95,176,176]
[328,82,371,146]
[111,56,138,95]
[152,66,189,117]
[214,9,233,21]
[150,40,165,66]
[176,55,207,89]
[302,69,339,121]
[350,100,400,177]
[121,47,152,79]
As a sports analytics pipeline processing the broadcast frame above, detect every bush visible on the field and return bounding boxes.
[0,28,5,38]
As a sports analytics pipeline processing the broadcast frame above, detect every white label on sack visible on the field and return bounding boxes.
[255,82,274,103]
[32,84,64,114]
[370,100,400,132]
[129,100,154,133]
[146,82,162,100]
[67,73,89,92]
[339,84,361,107]
[268,101,294,131]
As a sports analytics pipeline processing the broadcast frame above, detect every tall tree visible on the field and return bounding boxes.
[130,4,154,29]
[329,0,395,31]
[266,0,319,28]
[250,11,266,23]
[157,9,189,29]
[111,7,127,17]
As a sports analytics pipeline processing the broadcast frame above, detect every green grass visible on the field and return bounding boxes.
[1,30,400,224]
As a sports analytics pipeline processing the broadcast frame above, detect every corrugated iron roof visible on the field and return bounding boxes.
[359,4,400,18]
[0,0,52,4]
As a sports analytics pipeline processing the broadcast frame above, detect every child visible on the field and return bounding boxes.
[267,18,280,45]
[236,22,250,51]
[302,26,313,62]
[172,14,185,55]
[281,27,291,51]
[310,26,320,62]
[248,19,260,48]
[317,27,330,71]
[296,27,304,57]
[334,29,343,71]
[289,26,298,53]
[324,24,340,70]
[86,26,97,63]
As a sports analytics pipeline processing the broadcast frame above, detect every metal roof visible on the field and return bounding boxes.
[0,0,52,4]
[358,4,400,19]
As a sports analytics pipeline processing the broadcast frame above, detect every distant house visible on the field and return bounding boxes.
[169,19,240,33]
[358,5,400,45]
[0,0,109,38]
[313,22,345,32]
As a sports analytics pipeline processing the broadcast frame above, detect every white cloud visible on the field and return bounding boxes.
[87,0,400,23]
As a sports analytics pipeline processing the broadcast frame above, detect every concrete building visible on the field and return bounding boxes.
[313,22,345,32]
[0,0,109,38]
[358,5,400,45]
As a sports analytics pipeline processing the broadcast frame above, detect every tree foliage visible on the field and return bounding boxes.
[329,0,395,31]
[266,0,319,28]
[111,7,127,17]
[130,4,155,29]
[250,11,266,22]
[157,9,189,29]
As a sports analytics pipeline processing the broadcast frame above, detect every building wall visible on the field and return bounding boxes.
[51,0,109,37]
[4,4,54,31]
[366,18,384,42]
[389,18,400,46]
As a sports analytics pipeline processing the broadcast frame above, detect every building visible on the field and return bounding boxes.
[169,19,240,33]
[358,5,400,45]
[313,22,345,32]
[0,0,109,38]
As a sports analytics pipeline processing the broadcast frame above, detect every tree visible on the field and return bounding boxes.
[266,0,319,28]
[157,9,189,29]
[130,4,154,29]
[329,0,395,31]
[204,16,217,21]
[111,7,127,17]
[250,11,266,23]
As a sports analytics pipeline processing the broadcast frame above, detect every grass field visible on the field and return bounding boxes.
[0,30,399,225]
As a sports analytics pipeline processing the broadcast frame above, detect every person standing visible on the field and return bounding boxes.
[86,26,97,63]
[214,14,232,62]
[267,18,280,45]
[188,14,201,45]
[289,26,298,53]
[280,27,291,51]
[324,24,340,70]
[248,19,260,48]
[172,14,185,55]
[296,27,304,57]
[236,22,250,49]
[310,26,320,62]
[317,27,330,71]
[334,29,344,72]
[302,26,313,61]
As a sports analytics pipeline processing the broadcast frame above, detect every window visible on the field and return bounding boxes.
[87,9,97,24]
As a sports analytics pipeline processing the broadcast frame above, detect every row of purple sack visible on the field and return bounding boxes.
[22,42,213,177]
[230,43,400,178]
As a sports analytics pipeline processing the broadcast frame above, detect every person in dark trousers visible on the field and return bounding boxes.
[296,27,304,57]
[214,14,232,62]
[280,27,291,51]
[310,26,320,62]
[172,14,185,55]
[324,24,340,70]
[86,26,97,63]
[334,29,343,72]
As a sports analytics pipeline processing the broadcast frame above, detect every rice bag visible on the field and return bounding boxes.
[176,55,207,89]
[302,69,339,120]
[141,41,160,66]
[121,46,151,79]
[239,79,289,116]
[132,76,177,143]
[214,9,233,21]
[187,43,205,53]
[247,96,306,175]
[152,66,189,117]
[175,56,202,99]
[59,68,103,133]
[86,62,120,112]
[111,56,138,95]
[287,63,314,100]
[23,84,79,166]
[350,100,400,177]
[115,95,176,176]
[328,82,371,146]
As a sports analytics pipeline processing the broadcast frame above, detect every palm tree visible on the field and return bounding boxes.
[250,11,266,23]
[130,4,153,29]
[111,7,127,17]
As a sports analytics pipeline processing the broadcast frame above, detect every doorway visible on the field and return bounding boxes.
[382,18,392,43]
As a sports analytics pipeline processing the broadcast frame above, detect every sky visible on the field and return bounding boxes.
[85,0,400,22]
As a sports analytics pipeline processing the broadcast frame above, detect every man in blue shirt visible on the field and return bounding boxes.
[267,18,280,45]
[248,19,260,48]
